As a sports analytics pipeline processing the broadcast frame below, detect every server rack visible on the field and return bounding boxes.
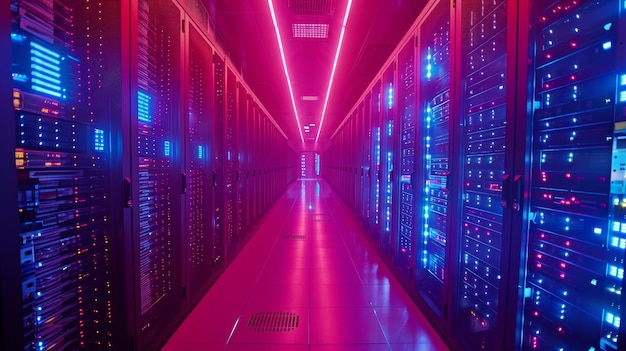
[184,20,217,304]
[521,0,626,349]
[237,88,248,241]
[131,1,185,348]
[370,81,383,242]
[0,3,21,350]
[355,109,361,210]
[9,0,128,349]
[224,68,238,258]
[212,52,225,271]
[395,37,418,280]
[362,98,372,226]
[415,0,452,318]
[451,0,519,348]
[380,64,397,257]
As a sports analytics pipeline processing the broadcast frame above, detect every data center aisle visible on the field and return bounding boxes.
[163,180,448,351]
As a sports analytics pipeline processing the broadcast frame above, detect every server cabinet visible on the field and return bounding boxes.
[1,3,20,350]
[380,65,397,257]
[353,109,359,211]
[395,37,418,279]
[452,0,521,349]
[9,0,126,349]
[362,96,373,226]
[520,0,626,350]
[261,114,268,213]
[252,107,260,223]
[184,21,216,303]
[224,68,238,258]
[131,0,185,348]
[370,80,383,241]
[212,53,225,270]
[237,88,248,241]
[415,0,452,317]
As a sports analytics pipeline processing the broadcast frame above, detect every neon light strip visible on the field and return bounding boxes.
[315,0,353,143]
[268,0,305,143]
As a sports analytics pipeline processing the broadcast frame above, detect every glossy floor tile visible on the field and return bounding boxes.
[163,180,449,351]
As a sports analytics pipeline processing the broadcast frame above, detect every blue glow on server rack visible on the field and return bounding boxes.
[94,128,105,151]
[387,84,394,109]
[138,91,152,123]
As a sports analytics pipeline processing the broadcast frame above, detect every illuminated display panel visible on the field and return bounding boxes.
[186,25,215,300]
[523,0,623,349]
[455,0,508,348]
[12,0,115,349]
[416,0,451,315]
[134,1,183,344]
[395,39,417,278]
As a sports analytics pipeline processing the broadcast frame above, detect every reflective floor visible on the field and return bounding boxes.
[163,180,449,351]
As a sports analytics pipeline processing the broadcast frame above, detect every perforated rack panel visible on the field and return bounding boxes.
[456,0,508,348]
[395,40,417,278]
[416,0,451,315]
[186,25,215,301]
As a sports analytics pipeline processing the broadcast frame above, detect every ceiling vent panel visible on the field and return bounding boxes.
[293,23,329,38]
[288,0,333,16]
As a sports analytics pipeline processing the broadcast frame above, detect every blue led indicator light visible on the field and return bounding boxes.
[94,128,105,151]
[197,145,204,159]
[620,74,626,86]
[164,140,171,156]
[138,91,152,123]
[620,91,626,102]
[387,84,394,109]
[603,41,612,50]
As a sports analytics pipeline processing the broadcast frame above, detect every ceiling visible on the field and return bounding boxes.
[205,0,427,151]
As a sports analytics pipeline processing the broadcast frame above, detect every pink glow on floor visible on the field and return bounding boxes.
[163,180,449,351]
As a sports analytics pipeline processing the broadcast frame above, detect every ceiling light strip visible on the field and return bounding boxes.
[315,0,352,143]
[268,0,305,143]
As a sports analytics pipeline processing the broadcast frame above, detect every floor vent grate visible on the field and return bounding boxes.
[282,235,306,240]
[247,312,300,332]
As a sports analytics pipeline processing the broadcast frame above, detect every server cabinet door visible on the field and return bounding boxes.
[380,64,397,257]
[132,0,184,348]
[452,0,521,349]
[238,88,248,241]
[415,0,452,317]
[370,80,383,242]
[521,1,625,350]
[362,95,373,227]
[395,37,418,279]
[185,22,216,303]
[1,3,20,350]
[224,68,238,259]
[213,53,225,270]
[10,1,124,349]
